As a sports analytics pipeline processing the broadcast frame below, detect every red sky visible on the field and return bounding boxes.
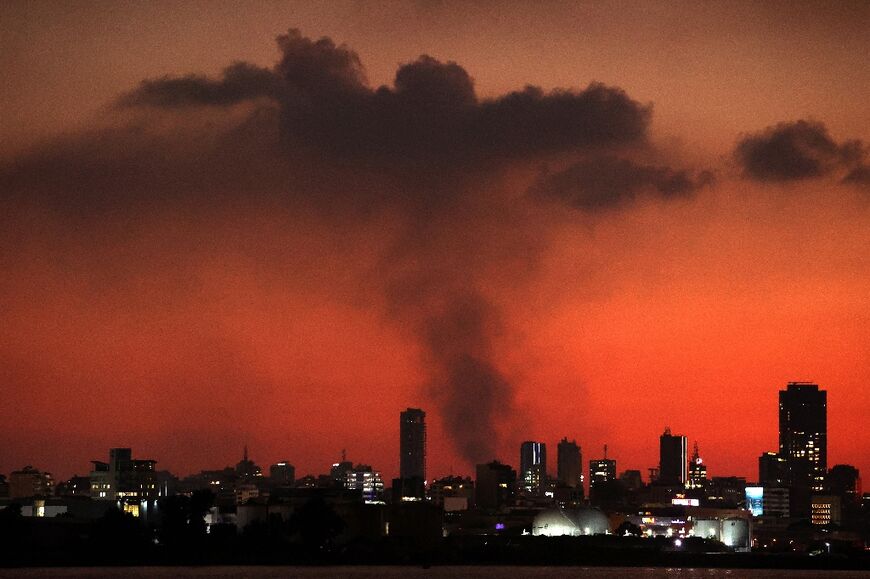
[1,1,868,485]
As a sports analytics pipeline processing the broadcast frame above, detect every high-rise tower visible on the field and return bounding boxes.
[779,383,826,492]
[520,441,547,495]
[659,427,688,485]
[557,437,582,489]
[400,408,426,481]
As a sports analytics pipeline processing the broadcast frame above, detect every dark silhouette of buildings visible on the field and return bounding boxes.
[269,461,295,486]
[758,451,787,487]
[8,466,54,499]
[330,455,353,487]
[428,475,474,511]
[476,461,516,510]
[400,408,426,481]
[619,469,643,491]
[557,437,582,491]
[659,427,688,486]
[235,445,262,479]
[519,441,546,495]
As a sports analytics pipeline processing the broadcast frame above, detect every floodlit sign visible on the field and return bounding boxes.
[672,498,699,506]
[746,486,763,516]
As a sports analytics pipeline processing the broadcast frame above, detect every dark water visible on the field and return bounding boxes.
[1,568,868,578]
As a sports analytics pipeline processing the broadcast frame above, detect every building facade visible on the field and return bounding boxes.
[758,452,787,487]
[400,408,426,481]
[779,382,826,492]
[687,442,708,490]
[519,441,547,495]
[557,437,582,490]
[659,428,688,486]
[475,461,516,510]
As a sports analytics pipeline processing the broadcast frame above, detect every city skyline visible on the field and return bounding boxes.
[2,2,869,489]
[6,382,856,500]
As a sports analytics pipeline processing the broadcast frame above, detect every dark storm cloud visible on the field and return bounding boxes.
[530,156,714,211]
[120,29,651,168]
[735,120,865,182]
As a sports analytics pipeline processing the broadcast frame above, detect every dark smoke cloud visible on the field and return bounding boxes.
[735,120,865,182]
[423,292,512,464]
[843,165,870,187]
[529,156,714,211]
[120,29,651,171]
[118,62,281,108]
[2,29,695,468]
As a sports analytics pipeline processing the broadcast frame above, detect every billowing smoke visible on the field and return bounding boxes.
[735,119,867,185]
[1,29,707,468]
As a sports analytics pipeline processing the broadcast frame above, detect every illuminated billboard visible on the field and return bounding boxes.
[745,486,763,516]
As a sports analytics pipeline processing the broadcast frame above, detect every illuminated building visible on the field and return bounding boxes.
[520,441,547,495]
[8,466,54,499]
[687,442,707,489]
[475,461,516,510]
[88,448,158,505]
[400,408,426,481]
[810,495,841,526]
[269,461,295,485]
[758,452,787,486]
[779,382,826,519]
[589,455,616,490]
[707,476,746,508]
[659,427,688,486]
[344,464,385,504]
[428,475,473,510]
[331,458,353,486]
[557,438,582,491]
[779,382,826,492]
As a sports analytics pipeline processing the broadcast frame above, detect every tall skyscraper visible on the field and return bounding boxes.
[557,437,582,489]
[519,441,547,495]
[400,408,426,481]
[659,427,688,485]
[779,382,826,492]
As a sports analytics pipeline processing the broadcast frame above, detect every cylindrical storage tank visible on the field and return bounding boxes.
[574,508,609,535]
[721,517,750,549]
[532,508,609,537]
[693,518,720,541]
[532,508,580,536]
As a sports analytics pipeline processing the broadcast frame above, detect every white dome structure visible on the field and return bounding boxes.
[531,507,609,537]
